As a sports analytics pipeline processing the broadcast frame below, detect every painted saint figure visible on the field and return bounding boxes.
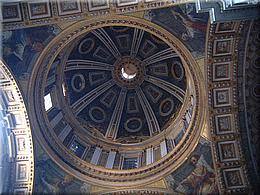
[176,154,218,194]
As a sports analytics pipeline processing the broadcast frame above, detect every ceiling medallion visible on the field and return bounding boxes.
[113,56,144,89]
[29,16,206,187]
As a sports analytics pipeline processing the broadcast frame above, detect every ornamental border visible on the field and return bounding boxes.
[2,0,177,31]
[0,60,34,194]
[206,21,250,193]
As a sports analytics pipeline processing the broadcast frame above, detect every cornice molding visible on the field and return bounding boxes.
[196,0,259,23]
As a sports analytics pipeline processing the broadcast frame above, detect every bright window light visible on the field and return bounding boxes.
[121,68,136,80]
[44,93,53,111]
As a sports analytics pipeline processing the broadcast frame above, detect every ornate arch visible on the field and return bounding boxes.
[0,60,34,194]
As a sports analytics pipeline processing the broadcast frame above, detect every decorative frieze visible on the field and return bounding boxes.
[1,0,178,30]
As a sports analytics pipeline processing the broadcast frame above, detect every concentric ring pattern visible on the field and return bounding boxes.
[31,17,204,185]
